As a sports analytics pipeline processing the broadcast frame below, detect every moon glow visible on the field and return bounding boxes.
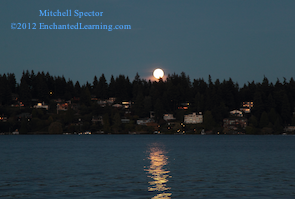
[153,68,164,79]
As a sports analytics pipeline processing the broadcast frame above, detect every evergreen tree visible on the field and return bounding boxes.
[154,98,164,122]
[132,73,142,101]
[103,113,111,133]
[92,75,99,96]
[252,91,264,118]
[259,111,269,128]
[273,117,283,134]
[268,108,277,124]
[19,75,32,106]
[33,72,49,102]
[133,91,144,117]
[20,118,29,134]
[108,75,116,98]
[267,94,276,111]
[65,80,74,100]
[45,72,55,94]
[74,81,81,97]
[249,115,258,127]
[7,73,17,93]
[192,92,204,113]
[114,75,131,101]
[165,79,180,111]
[281,93,291,124]
[0,75,12,105]
[63,107,75,125]
[48,122,63,134]
[143,96,152,117]
[80,87,92,106]
[203,110,215,130]
[54,76,67,99]
[112,112,121,133]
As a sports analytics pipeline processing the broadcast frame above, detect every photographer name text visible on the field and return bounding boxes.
[39,10,103,18]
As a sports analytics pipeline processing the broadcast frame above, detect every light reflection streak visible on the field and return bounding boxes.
[145,143,172,199]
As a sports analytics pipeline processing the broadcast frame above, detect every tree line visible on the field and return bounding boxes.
[0,70,295,134]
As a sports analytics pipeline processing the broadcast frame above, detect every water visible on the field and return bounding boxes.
[1,135,295,198]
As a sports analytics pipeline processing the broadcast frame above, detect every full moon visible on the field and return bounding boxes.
[153,68,164,79]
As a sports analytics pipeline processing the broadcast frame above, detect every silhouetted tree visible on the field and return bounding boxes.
[154,98,164,122]
[133,91,144,117]
[112,112,121,133]
[19,75,32,106]
[74,81,81,97]
[203,111,215,130]
[80,87,92,106]
[249,115,258,128]
[97,74,108,99]
[259,111,269,128]
[0,75,12,105]
[281,93,291,124]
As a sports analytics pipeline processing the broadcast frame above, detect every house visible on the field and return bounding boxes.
[33,102,49,110]
[184,112,203,124]
[137,118,154,125]
[230,110,243,117]
[57,101,70,113]
[11,93,19,101]
[97,99,107,107]
[97,97,116,107]
[240,101,253,113]
[223,118,247,130]
[122,101,132,109]
[17,113,32,121]
[121,118,130,123]
[163,114,175,121]
[91,95,98,101]
[0,115,7,122]
[284,126,295,132]
[112,104,122,108]
[11,101,24,108]
[12,129,19,135]
[92,116,103,124]
[108,97,116,104]
[178,102,190,110]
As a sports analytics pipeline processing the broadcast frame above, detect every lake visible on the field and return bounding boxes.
[1,134,295,198]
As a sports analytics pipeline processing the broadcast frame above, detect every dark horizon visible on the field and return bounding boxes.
[3,69,295,88]
[0,69,294,135]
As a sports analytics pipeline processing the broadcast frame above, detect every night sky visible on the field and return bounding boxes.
[1,0,295,86]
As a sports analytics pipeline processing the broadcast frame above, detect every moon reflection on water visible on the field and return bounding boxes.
[144,144,172,199]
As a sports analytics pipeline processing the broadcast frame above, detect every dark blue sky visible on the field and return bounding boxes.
[1,0,295,86]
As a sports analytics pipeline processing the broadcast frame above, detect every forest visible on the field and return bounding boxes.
[0,70,295,134]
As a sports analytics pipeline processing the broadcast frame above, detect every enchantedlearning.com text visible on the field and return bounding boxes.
[11,22,131,31]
